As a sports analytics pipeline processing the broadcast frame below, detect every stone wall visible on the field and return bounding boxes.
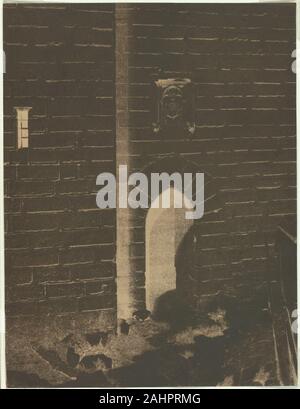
[4,3,116,322]
[4,2,296,329]
[118,3,296,314]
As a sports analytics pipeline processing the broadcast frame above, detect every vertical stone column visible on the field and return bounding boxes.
[115,5,134,321]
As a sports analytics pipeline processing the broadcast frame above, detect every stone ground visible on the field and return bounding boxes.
[6,293,279,387]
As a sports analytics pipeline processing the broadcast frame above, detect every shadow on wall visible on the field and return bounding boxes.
[152,289,195,330]
[150,223,198,330]
[145,186,195,313]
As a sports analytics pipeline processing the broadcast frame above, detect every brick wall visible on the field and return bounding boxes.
[122,3,296,310]
[4,3,116,318]
[4,3,296,319]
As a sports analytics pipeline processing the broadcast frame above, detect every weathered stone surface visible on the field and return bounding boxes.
[132,309,151,322]
[85,332,108,347]
[7,306,280,387]
[66,347,80,368]
[118,320,130,335]
[35,346,77,378]
[7,371,50,388]
[80,354,112,371]
[61,371,110,388]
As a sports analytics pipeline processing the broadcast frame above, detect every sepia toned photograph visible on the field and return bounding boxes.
[1,1,298,388]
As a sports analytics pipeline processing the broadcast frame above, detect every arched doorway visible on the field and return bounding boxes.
[145,187,194,312]
[116,154,216,320]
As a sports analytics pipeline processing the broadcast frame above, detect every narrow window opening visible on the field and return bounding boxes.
[15,107,31,149]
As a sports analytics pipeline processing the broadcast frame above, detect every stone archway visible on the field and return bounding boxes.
[116,154,220,321]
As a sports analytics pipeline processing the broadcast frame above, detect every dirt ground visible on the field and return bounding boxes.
[6,293,279,387]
